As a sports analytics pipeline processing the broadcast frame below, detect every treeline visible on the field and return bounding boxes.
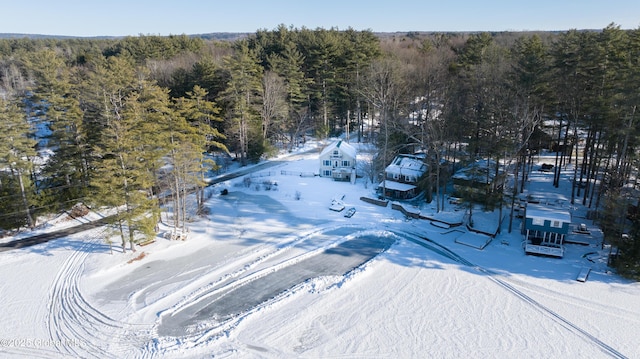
[0,25,639,276]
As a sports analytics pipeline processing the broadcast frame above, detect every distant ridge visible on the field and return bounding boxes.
[0,32,251,41]
[0,30,595,41]
[0,33,118,40]
[194,33,250,41]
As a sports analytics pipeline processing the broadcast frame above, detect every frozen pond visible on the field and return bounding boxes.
[158,234,395,336]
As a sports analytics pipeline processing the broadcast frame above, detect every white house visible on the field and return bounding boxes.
[377,154,426,199]
[319,140,357,181]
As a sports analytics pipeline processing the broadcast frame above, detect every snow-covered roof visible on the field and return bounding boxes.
[522,191,568,205]
[526,204,571,223]
[320,140,357,158]
[377,180,416,192]
[452,159,502,183]
[385,154,426,178]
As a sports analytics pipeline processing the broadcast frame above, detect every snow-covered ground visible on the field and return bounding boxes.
[1,141,639,359]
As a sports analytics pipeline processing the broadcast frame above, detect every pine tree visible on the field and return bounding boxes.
[506,34,549,231]
[0,97,37,228]
[26,49,88,211]
[267,41,309,150]
[89,56,161,251]
[341,29,382,143]
[302,28,340,137]
[223,41,263,166]
[172,85,226,219]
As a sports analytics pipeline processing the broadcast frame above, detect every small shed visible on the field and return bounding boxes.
[524,204,571,258]
[319,140,357,181]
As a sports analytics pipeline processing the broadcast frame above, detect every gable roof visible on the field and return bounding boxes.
[385,154,426,178]
[526,204,571,223]
[452,159,503,183]
[320,140,357,159]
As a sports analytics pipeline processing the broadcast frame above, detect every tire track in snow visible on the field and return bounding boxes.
[484,273,628,359]
[46,227,154,359]
[399,230,629,359]
[154,227,391,354]
[155,224,354,324]
[495,274,640,325]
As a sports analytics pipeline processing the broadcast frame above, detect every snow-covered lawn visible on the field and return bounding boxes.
[1,143,638,358]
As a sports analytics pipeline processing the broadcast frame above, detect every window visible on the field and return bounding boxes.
[342,160,350,167]
[333,150,339,156]
[532,217,544,226]
[323,160,331,166]
[324,170,332,176]
[551,220,562,228]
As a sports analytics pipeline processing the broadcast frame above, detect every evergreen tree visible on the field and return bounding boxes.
[340,29,382,142]
[267,41,310,150]
[26,49,89,212]
[223,41,263,165]
[506,34,550,231]
[301,28,340,137]
[88,56,160,251]
[173,85,227,213]
[0,97,37,228]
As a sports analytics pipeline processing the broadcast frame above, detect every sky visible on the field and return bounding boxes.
[2,0,640,37]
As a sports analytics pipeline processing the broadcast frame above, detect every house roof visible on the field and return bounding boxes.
[385,154,426,178]
[521,191,568,206]
[377,180,417,192]
[452,159,503,183]
[320,140,357,158]
[526,204,571,223]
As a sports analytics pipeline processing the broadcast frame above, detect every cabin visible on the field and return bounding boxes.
[452,159,505,197]
[319,140,357,181]
[523,204,571,258]
[377,154,426,200]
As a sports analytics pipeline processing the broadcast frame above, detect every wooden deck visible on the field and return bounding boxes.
[524,243,564,258]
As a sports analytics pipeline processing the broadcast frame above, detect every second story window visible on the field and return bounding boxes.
[532,217,544,226]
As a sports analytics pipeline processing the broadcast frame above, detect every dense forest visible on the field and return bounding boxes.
[0,24,639,278]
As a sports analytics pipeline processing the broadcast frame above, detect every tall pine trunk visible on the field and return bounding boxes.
[15,168,34,229]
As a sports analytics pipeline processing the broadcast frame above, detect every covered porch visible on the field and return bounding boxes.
[376,180,419,200]
[524,229,565,258]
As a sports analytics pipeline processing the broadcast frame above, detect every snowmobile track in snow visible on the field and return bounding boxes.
[400,230,629,359]
[46,227,154,359]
